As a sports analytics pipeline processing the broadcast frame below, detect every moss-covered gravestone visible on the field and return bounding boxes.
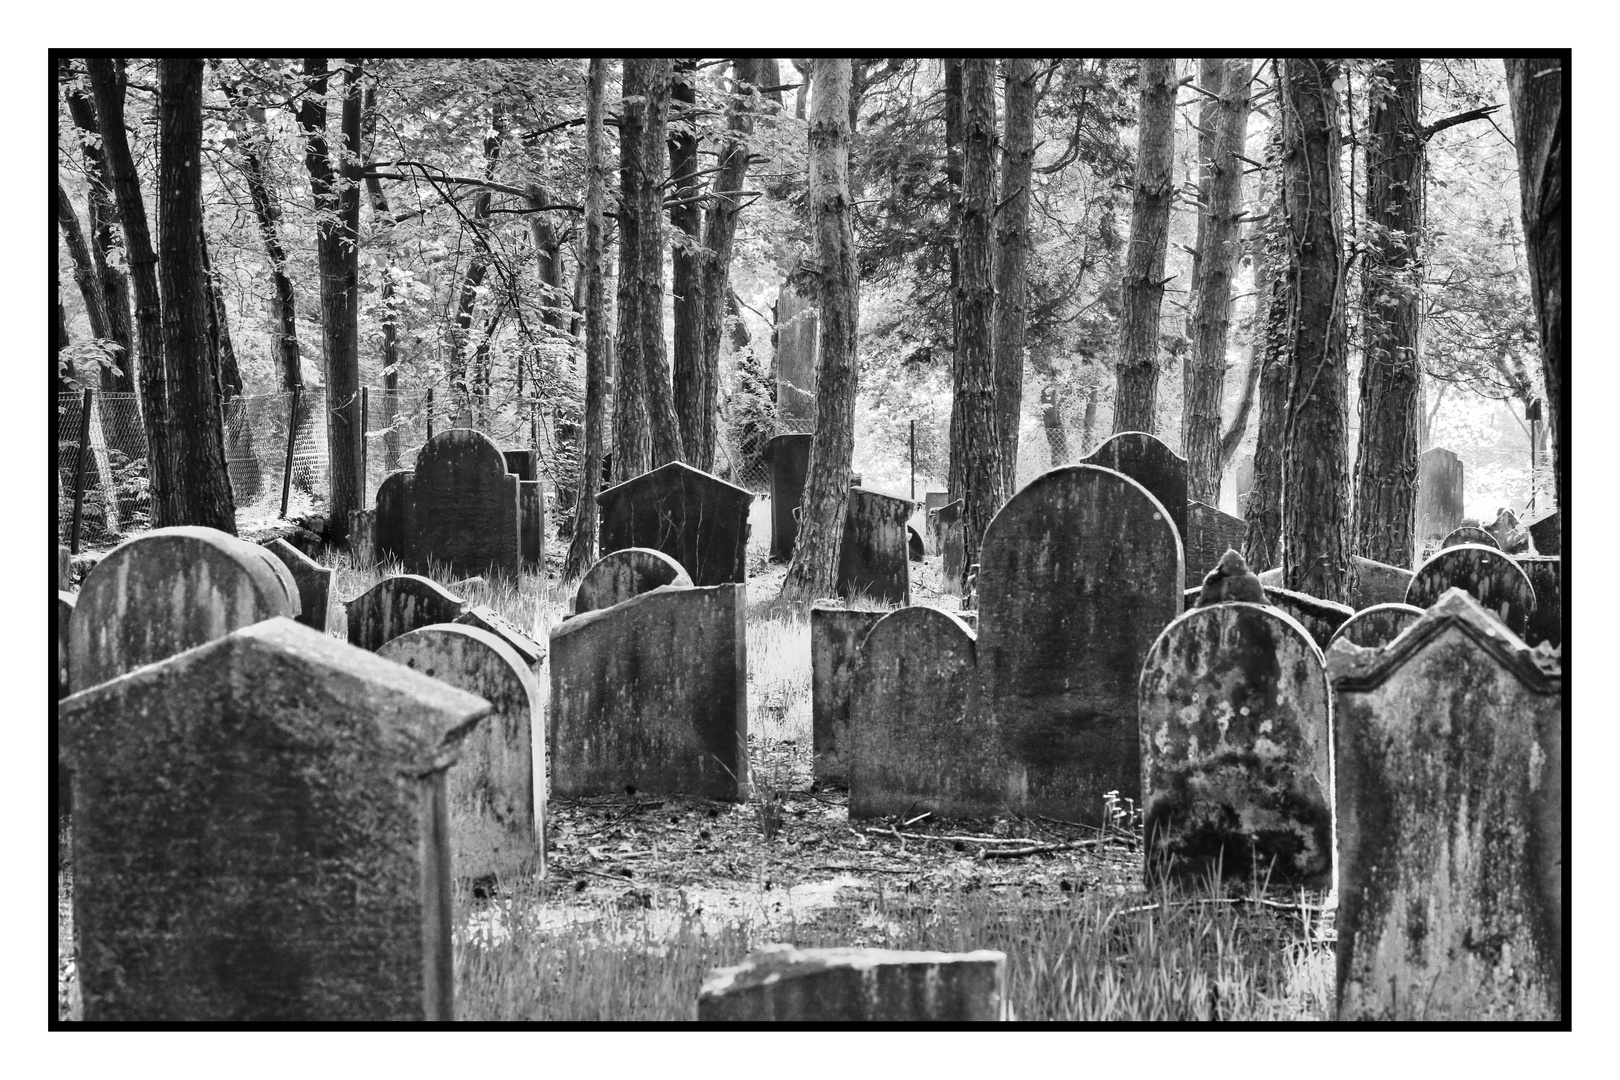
[597,462,753,586]
[264,538,333,631]
[838,486,913,607]
[764,432,812,560]
[1328,589,1561,1021]
[346,574,467,652]
[574,547,692,616]
[810,601,887,787]
[1406,543,1536,640]
[1081,431,1188,551]
[58,618,491,1021]
[1328,603,1423,650]
[698,944,1006,1021]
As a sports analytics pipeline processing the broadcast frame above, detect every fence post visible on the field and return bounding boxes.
[909,419,916,503]
[359,386,370,505]
[281,384,302,519]
[426,387,434,442]
[70,387,93,554]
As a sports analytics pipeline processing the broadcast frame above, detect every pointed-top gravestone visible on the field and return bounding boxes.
[764,432,813,560]
[838,487,913,607]
[69,526,298,693]
[58,617,491,1021]
[1406,543,1536,640]
[1081,431,1188,548]
[412,429,522,578]
[1328,589,1561,1021]
[1328,602,1423,650]
[597,461,753,586]
[265,538,333,631]
[1439,524,1499,550]
[454,604,545,668]
[574,547,692,616]
[346,574,467,652]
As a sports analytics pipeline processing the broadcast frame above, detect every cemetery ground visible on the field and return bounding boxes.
[58,500,1336,1022]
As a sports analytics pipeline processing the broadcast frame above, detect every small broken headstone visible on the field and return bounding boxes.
[697,944,1006,1021]
[345,574,467,652]
[764,432,813,560]
[574,547,692,616]
[264,538,333,632]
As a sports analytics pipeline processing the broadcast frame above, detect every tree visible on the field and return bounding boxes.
[1112,57,1177,434]
[55,183,111,344]
[994,57,1036,495]
[1243,108,1288,571]
[669,60,706,464]
[1277,58,1350,602]
[781,58,858,603]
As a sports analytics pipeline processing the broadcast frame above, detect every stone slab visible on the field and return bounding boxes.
[935,499,965,591]
[411,429,522,578]
[810,603,888,787]
[1081,431,1189,550]
[764,432,813,561]
[503,449,538,483]
[346,574,467,652]
[597,461,753,587]
[1184,502,1248,589]
[574,548,692,616]
[58,544,71,591]
[1417,447,1464,542]
[375,470,414,566]
[1261,585,1354,651]
[1329,603,1424,650]
[348,509,377,569]
[519,480,545,570]
[455,604,545,669]
[265,538,333,632]
[838,487,913,607]
[1407,543,1536,641]
[698,944,1006,1021]
[57,591,75,699]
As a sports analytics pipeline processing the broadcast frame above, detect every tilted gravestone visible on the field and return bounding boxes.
[265,538,333,632]
[933,498,965,590]
[1416,447,1465,543]
[68,526,298,693]
[1260,584,1354,651]
[378,624,543,881]
[1081,431,1189,551]
[838,487,913,607]
[411,429,523,578]
[574,547,692,616]
[455,604,545,669]
[1184,501,1248,589]
[549,583,747,799]
[1439,524,1499,551]
[923,491,949,553]
[1139,602,1333,888]
[1406,543,1536,640]
[519,480,545,569]
[1328,603,1424,650]
[375,469,414,565]
[764,432,813,560]
[1328,589,1561,1021]
[698,944,1006,1022]
[58,617,490,1021]
[810,601,888,787]
[1526,509,1560,556]
[345,574,467,652]
[597,462,753,586]
[1347,556,1414,608]
[1515,555,1562,649]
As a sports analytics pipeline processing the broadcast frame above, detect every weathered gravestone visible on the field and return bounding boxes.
[1440,524,1499,551]
[1259,584,1353,651]
[549,584,748,799]
[378,624,543,881]
[56,591,74,699]
[1347,556,1414,609]
[1484,507,1532,554]
[58,544,71,591]
[1527,509,1560,556]
[1515,555,1562,649]
[1138,603,1333,888]
[934,498,965,590]
[849,607,991,819]
[923,491,949,553]
[764,432,812,560]
[411,429,523,578]
[346,574,467,652]
[810,601,888,787]
[68,526,298,693]
[1406,543,1536,640]
[265,538,333,632]
[375,469,414,565]
[1328,589,1561,1021]
[597,462,753,586]
[348,508,378,568]
[1416,446,1465,544]
[1184,502,1249,589]
[908,525,925,562]
[838,487,913,607]
[978,465,1183,824]
[520,481,545,569]
[455,604,545,669]
[1328,603,1424,650]
[58,617,490,1021]
[698,944,1006,1022]
[1081,431,1189,551]
[574,547,692,616]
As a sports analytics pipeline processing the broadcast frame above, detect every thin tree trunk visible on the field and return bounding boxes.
[994,57,1035,495]
[55,302,72,393]
[944,59,964,368]
[226,82,302,391]
[452,103,505,418]
[64,67,136,393]
[613,60,651,481]
[1112,57,1178,435]
[1243,120,1287,568]
[634,59,684,467]
[781,58,858,603]
[56,183,110,341]
[200,232,243,400]
[669,60,708,464]
[361,83,399,467]
[1351,58,1424,568]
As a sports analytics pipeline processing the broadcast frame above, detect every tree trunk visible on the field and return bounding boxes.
[947,58,1002,589]
[669,60,709,465]
[1505,58,1565,510]
[199,232,243,400]
[360,83,399,467]
[154,58,236,533]
[944,59,964,366]
[613,60,651,481]
[451,103,505,418]
[994,57,1035,496]
[1277,58,1350,603]
[226,82,302,392]
[1112,57,1178,435]
[64,67,136,393]
[1351,59,1424,569]
[1182,58,1252,504]
[1243,121,1287,568]
[56,183,111,342]
[55,302,72,393]
[564,57,611,581]
[781,58,858,603]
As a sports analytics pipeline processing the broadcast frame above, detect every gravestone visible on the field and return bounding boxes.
[922,491,948,553]
[698,944,1005,1022]
[378,624,543,881]
[57,591,74,699]
[265,538,333,632]
[503,448,538,483]
[375,469,414,565]
[850,607,992,819]
[1406,543,1536,640]
[1261,585,1354,651]
[1328,603,1424,650]
[1484,507,1531,554]
[774,263,818,421]
[1416,447,1464,543]
[1139,602,1333,888]
[1527,510,1560,556]
[1347,556,1414,609]
[1515,555,1562,649]
[764,432,813,560]
[935,499,965,590]
[1081,431,1188,550]
[574,548,692,616]
[1439,524,1499,551]
[411,429,522,578]
[1328,590,1561,1021]
[810,601,887,787]
[978,465,1183,824]
[597,462,753,586]
[520,480,545,569]
[1184,502,1248,589]
[908,526,924,562]
[58,617,490,1021]
[455,604,545,669]
[69,526,298,693]
[346,574,467,652]
[838,487,913,606]
[348,509,378,569]
[58,544,71,591]
[549,584,748,799]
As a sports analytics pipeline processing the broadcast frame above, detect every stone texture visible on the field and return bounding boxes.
[57,591,74,698]
[520,480,545,569]
[1234,453,1254,516]
[1139,602,1333,888]
[1327,589,1561,1021]
[1526,510,1560,556]
[455,604,545,669]
[1261,585,1354,651]
[58,544,71,591]
[411,429,522,578]
[68,526,298,693]
[379,624,542,881]
[375,469,414,565]
[345,574,467,652]
[265,538,333,631]
[574,547,693,616]
[1348,556,1414,609]
[57,617,490,1021]
[1515,555,1562,649]
[1440,524,1499,550]
[1329,603,1424,650]
[1081,431,1189,550]
[1416,447,1465,543]
[698,944,1006,1021]
[850,607,992,819]
[1407,543,1536,640]
[978,465,1183,825]
[549,584,747,799]
[597,462,753,587]
[810,602,888,787]
[1184,502,1249,589]
[838,487,913,607]
[764,432,812,560]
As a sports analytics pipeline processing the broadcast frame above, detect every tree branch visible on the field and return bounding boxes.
[1421,104,1502,141]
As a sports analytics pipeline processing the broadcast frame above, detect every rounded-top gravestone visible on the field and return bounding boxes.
[1439,525,1499,551]
[575,548,693,615]
[1080,431,1189,549]
[1329,603,1424,650]
[1406,543,1536,640]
